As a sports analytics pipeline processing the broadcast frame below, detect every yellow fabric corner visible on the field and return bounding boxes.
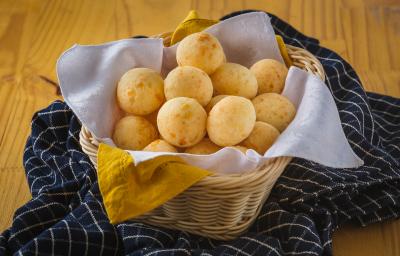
[97,143,211,224]
[182,10,199,22]
[170,10,218,45]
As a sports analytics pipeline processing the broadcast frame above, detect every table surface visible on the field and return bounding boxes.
[0,0,399,255]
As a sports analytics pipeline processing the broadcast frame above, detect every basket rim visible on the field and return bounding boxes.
[80,125,292,187]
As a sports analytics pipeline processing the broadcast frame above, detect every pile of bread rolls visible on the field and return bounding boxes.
[113,32,296,155]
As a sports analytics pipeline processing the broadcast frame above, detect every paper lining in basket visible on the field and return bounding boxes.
[57,12,363,174]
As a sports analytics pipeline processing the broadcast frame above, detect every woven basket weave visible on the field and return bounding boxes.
[79,34,325,240]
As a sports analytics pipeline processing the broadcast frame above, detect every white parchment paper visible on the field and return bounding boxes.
[57,12,363,174]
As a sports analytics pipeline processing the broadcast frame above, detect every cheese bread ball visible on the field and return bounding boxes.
[157,97,207,147]
[252,93,296,132]
[143,139,178,152]
[211,63,258,99]
[250,59,288,94]
[164,66,213,106]
[230,146,248,154]
[176,32,225,74]
[113,115,158,150]
[184,138,222,154]
[242,121,280,155]
[117,68,165,115]
[207,96,256,146]
[205,95,228,113]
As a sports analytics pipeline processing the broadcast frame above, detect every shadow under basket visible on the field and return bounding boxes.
[79,42,325,240]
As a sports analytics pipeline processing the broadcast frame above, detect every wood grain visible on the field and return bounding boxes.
[0,0,399,255]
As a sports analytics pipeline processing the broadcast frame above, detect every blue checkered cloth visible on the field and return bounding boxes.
[1,10,400,256]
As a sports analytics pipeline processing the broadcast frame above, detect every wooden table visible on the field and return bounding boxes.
[0,0,399,255]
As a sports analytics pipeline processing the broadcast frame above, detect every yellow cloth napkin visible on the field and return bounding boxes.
[169,10,292,67]
[275,35,293,67]
[98,144,211,224]
[171,10,218,45]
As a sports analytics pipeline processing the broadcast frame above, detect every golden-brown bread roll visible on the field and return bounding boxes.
[143,139,178,152]
[176,32,225,74]
[117,68,164,115]
[207,96,256,146]
[241,121,280,155]
[157,97,207,147]
[204,95,228,113]
[250,59,288,94]
[164,66,213,106]
[252,93,296,132]
[210,63,258,99]
[113,115,158,150]
[184,138,222,154]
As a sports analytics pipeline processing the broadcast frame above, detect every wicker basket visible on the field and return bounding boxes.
[79,34,325,240]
